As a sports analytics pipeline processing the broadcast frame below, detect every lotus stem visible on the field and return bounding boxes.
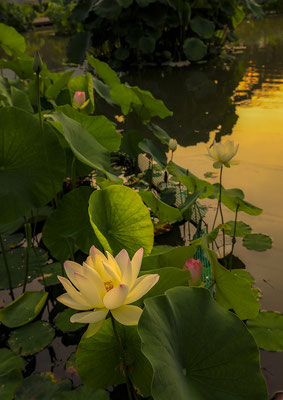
[22,222,32,293]
[0,233,14,300]
[218,166,226,262]
[110,315,136,400]
[229,204,239,271]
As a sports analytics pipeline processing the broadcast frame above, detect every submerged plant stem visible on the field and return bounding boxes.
[0,234,14,300]
[110,315,135,400]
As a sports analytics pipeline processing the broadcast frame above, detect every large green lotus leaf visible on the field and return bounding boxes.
[139,139,167,167]
[0,234,24,252]
[55,308,86,333]
[205,248,260,320]
[247,311,283,351]
[93,0,122,19]
[67,73,94,114]
[224,220,252,237]
[8,321,55,356]
[0,291,48,328]
[147,123,170,146]
[88,56,120,87]
[139,191,182,223]
[56,104,121,152]
[183,38,207,61]
[242,233,272,251]
[15,373,72,400]
[0,57,34,79]
[77,319,152,397]
[50,111,119,182]
[0,368,23,400]
[0,107,66,224]
[52,386,110,400]
[42,187,98,262]
[0,23,26,56]
[138,287,268,400]
[110,83,142,115]
[190,16,215,39]
[214,184,263,215]
[0,349,25,377]
[136,267,190,306]
[141,245,196,271]
[179,175,215,199]
[45,70,75,100]
[0,247,48,290]
[89,185,154,257]
[10,86,33,113]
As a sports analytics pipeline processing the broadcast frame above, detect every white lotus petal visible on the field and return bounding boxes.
[126,274,159,304]
[121,260,133,289]
[74,272,104,307]
[87,246,109,279]
[106,251,122,279]
[82,262,106,298]
[103,284,129,310]
[115,249,130,276]
[111,305,142,326]
[57,293,91,310]
[131,248,144,281]
[57,275,90,307]
[64,260,84,285]
[70,308,108,324]
[103,261,121,284]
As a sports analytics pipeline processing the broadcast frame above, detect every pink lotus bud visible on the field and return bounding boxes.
[183,258,202,286]
[73,91,86,107]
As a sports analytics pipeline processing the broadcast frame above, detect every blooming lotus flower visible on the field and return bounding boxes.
[207,140,239,168]
[183,258,202,286]
[57,247,159,337]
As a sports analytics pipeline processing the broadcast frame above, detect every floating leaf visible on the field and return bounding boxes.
[0,291,48,328]
[183,37,207,61]
[242,234,272,252]
[0,234,24,252]
[55,309,86,333]
[89,185,154,257]
[224,221,252,237]
[139,191,182,223]
[8,321,55,356]
[39,263,63,287]
[0,349,25,377]
[138,287,268,400]
[247,311,283,351]
[0,107,66,224]
[0,248,48,290]
[15,373,72,400]
[43,187,98,262]
[77,319,152,397]
[0,368,23,400]
[52,386,110,400]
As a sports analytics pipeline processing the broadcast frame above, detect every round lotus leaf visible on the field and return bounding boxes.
[8,321,55,356]
[43,187,98,262]
[89,185,154,257]
[224,221,252,237]
[0,107,65,224]
[190,16,215,39]
[0,234,24,251]
[247,311,283,351]
[138,287,268,400]
[183,38,207,61]
[242,233,272,251]
[55,308,86,333]
[0,368,23,400]
[0,291,48,328]
[15,373,72,400]
[0,247,48,290]
[0,349,25,377]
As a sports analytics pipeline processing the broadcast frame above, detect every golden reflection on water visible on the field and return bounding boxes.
[174,65,283,312]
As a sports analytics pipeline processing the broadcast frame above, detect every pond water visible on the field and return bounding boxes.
[9,14,283,396]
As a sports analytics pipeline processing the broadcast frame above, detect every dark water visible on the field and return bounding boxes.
[2,15,283,397]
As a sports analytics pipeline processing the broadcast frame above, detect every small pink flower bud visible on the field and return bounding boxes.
[73,91,86,107]
[183,258,202,286]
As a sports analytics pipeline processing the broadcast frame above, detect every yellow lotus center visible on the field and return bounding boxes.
[104,280,114,292]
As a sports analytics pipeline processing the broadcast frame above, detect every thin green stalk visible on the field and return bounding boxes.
[229,204,239,271]
[0,234,14,300]
[218,166,226,261]
[22,222,32,293]
[110,315,135,400]
[71,156,77,189]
